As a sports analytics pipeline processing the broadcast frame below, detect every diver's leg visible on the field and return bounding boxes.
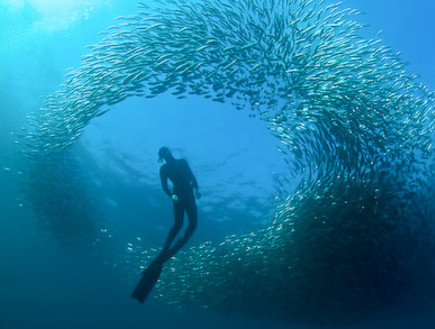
[162,201,184,252]
[165,200,197,259]
[182,200,197,242]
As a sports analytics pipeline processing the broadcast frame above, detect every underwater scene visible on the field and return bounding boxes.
[1,0,434,328]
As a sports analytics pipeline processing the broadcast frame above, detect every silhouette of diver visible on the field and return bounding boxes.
[131,147,200,303]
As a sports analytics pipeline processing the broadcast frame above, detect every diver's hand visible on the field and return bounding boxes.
[194,188,201,200]
[171,194,179,202]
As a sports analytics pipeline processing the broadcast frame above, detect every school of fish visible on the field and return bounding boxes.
[20,0,434,324]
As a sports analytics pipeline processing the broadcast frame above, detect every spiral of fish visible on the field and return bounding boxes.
[21,0,434,323]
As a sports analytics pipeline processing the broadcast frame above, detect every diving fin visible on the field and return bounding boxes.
[131,260,164,304]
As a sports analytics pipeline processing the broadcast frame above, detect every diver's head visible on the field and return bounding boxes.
[158,146,173,162]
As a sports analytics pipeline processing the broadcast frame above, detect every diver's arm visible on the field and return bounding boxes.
[185,160,200,199]
[183,160,198,189]
[191,171,199,190]
[160,166,172,198]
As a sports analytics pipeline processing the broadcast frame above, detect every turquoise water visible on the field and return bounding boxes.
[1,1,434,328]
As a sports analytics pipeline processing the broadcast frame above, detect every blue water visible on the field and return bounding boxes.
[1,1,434,328]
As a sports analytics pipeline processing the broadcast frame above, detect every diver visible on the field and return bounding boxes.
[158,146,201,257]
[131,146,201,303]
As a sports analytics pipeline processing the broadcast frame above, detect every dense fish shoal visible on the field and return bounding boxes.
[18,0,434,324]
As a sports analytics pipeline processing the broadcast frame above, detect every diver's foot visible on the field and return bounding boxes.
[142,258,163,275]
[155,249,169,263]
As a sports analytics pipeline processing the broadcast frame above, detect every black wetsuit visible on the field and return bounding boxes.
[160,158,198,257]
[131,157,199,303]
